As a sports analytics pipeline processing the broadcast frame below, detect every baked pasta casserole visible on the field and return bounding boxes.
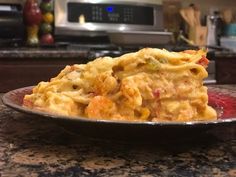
[23,48,217,122]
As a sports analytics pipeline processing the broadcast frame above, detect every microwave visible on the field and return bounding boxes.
[54,0,164,36]
[0,1,24,44]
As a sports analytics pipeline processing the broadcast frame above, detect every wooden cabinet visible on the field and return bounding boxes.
[216,56,236,84]
[0,58,84,92]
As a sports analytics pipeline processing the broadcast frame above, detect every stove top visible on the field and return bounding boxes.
[64,43,206,59]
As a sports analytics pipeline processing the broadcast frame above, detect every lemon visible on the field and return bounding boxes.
[43,13,54,24]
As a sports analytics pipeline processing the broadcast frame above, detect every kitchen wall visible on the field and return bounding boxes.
[172,0,236,18]
[162,0,236,31]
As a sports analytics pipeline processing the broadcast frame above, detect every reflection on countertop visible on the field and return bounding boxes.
[0,85,235,176]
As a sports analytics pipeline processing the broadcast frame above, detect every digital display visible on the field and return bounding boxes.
[67,3,154,25]
[106,6,114,13]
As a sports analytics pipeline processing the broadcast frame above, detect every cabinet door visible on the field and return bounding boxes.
[0,64,67,92]
[216,58,236,84]
[0,56,85,92]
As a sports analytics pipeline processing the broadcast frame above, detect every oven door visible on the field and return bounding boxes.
[54,0,164,36]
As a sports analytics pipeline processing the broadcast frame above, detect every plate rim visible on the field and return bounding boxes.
[2,86,236,126]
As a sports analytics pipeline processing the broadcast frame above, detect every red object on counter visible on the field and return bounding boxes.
[23,0,42,26]
[40,33,54,45]
[23,0,42,46]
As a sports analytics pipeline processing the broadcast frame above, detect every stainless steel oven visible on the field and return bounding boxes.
[0,0,24,46]
[54,0,164,36]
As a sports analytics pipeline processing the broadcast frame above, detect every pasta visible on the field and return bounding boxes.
[23,48,217,122]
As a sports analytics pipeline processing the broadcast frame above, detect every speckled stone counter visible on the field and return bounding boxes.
[214,51,236,58]
[0,85,235,177]
[0,48,90,59]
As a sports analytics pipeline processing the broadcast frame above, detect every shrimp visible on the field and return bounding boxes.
[94,71,118,95]
[120,78,142,109]
[85,96,117,119]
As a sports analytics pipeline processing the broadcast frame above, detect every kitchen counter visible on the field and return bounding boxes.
[1,46,236,59]
[0,85,235,177]
[214,51,236,58]
[0,47,90,59]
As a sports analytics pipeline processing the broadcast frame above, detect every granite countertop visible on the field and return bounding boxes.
[214,51,236,58]
[0,85,235,177]
[0,47,236,59]
[0,47,90,59]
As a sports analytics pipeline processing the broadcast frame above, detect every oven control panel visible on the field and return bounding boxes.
[54,0,164,36]
[68,3,154,25]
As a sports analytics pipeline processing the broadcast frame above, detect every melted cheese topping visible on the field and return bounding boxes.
[23,48,217,122]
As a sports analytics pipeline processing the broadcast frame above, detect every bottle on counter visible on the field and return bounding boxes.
[206,11,224,47]
[23,0,42,47]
